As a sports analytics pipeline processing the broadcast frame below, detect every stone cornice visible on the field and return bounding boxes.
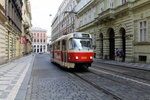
[134,42,150,46]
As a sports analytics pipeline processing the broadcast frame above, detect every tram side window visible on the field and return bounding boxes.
[62,40,66,50]
[69,39,73,50]
[54,42,61,50]
[57,41,60,50]
[54,44,57,50]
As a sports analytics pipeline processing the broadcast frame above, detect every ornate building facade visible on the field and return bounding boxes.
[75,0,150,63]
[0,0,32,65]
[32,27,47,53]
[5,0,23,60]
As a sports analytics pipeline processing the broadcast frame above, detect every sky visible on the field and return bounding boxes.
[30,0,63,37]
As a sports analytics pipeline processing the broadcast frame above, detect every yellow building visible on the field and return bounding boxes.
[75,0,150,63]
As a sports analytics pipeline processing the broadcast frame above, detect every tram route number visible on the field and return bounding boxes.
[81,57,87,59]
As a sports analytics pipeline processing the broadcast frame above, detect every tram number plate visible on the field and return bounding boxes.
[81,57,87,59]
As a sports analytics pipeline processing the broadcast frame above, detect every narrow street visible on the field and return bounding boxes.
[25,54,116,100]
[24,53,150,100]
[0,0,150,100]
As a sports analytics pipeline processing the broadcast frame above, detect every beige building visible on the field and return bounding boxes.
[5,0,23,60]
[0,0,32,65]
[21,0,32,55]
[75,0,150,63]
[51,0,77,41]
[0,0,7,64]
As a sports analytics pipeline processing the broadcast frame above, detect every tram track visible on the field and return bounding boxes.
[92,62,150,81]
[68,71,123,100]
[67,66,150,100]
[89,67,150,93]
[91,64,150,87]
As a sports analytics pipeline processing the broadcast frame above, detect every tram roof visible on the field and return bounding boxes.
[50,32,91,44]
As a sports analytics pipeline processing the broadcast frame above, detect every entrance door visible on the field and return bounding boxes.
[100,33,103,58]
[62,40,66,62]
[120,28,126,61]
[109,29,115,60]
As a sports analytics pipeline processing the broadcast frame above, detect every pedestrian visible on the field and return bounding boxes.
[118,49,124,62]
[115,48,120,61]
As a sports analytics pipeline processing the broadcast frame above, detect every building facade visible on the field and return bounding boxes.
[0,0,7,64]
[5,0,23,60]
[32,27,47,53]
[51,0,77,41]
[21,0,32,55]
[0,0,32,65]
[75,0,150,63]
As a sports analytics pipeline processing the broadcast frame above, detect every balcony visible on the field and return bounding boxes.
[97,9,115,23]
[97,2,130,23]
[23,22,30,29]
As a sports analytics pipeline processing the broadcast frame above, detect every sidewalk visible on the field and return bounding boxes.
[0,55,34,100]
[93,58,150,71]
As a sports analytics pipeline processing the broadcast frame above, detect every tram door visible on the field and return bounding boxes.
[62,40,66,62]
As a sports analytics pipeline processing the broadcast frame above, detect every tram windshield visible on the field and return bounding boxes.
[69,38,92,50]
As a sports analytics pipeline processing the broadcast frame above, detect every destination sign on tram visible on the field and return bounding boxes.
[73,33,90,38]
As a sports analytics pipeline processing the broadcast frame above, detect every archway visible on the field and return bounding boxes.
[108,28,115,60]
[40,45,42,52]
[37,45,39,53]
[99,33,103,58]
[34,45,36,53]
[120,28,126,61]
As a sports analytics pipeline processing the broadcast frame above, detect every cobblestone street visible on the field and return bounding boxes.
[24,53,150,100]
[26,54,117,100]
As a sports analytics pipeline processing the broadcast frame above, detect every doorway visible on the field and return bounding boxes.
[108,28,115,60]
[120,28,126,61]
[100,33,103,58]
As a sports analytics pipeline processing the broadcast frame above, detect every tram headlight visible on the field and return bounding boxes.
[75,56,79,60]
[90,56,93,59]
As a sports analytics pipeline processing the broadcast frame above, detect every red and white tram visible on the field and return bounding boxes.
[50,32,93,68]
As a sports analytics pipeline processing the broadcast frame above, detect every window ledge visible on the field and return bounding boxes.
[134,42,150,46]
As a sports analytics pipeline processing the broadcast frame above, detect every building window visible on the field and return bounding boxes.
[100,2,104,13]
[109,0,114,8]
[37,39,39,42]
[121,0,126,5]
[34,39,36,42]
[139,21,147,42]
[139,56,147,62]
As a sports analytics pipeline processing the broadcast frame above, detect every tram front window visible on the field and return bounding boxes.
[69,38,92,50]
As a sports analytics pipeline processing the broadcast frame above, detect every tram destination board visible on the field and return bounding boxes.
[74,33,90,38]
